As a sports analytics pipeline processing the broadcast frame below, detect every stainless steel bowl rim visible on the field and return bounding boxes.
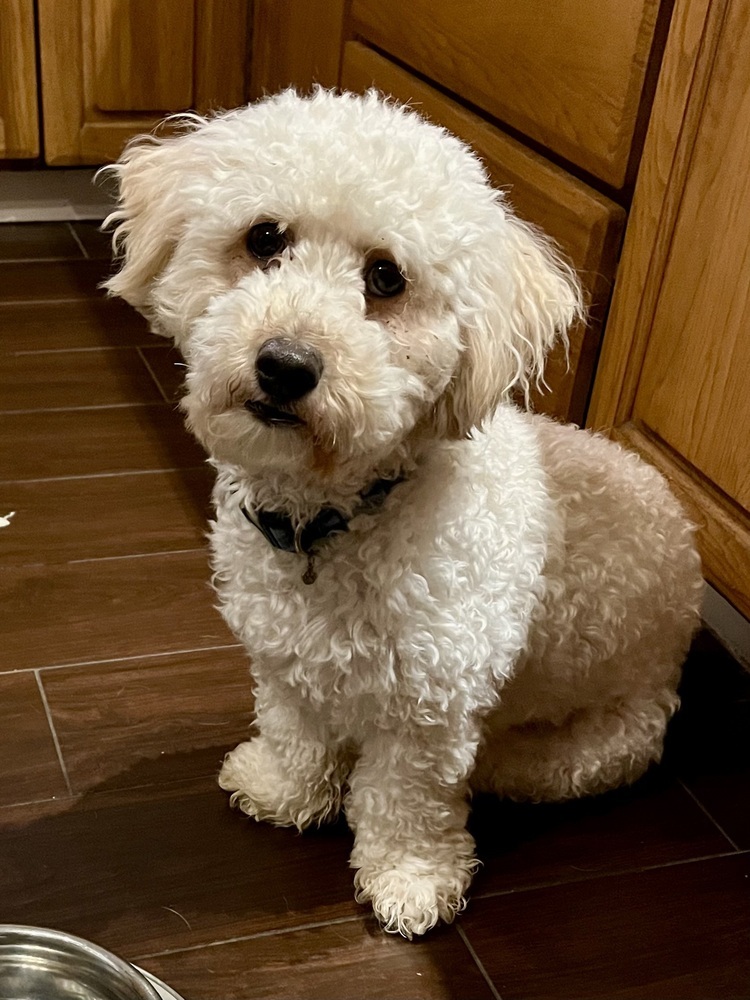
[0,924,162,1000]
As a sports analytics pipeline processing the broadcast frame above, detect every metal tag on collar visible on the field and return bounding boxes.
[302,553,317,585]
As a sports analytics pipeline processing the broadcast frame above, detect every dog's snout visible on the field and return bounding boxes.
[255,337,323,401]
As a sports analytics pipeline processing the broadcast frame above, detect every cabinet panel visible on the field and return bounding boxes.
[632,0,750,510]
[342,42,625,423]
[38,0,250,165]
[351,0,662,187]
[589,0,750,615]
[0,0,39,158]
[250,0,344,97]
[91,0,195,113]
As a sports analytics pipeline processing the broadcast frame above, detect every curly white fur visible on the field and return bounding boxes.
[105,89,703,939]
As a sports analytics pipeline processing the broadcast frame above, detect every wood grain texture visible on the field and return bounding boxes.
[91,0,194,112]
[0,551,231,671]
[0,778,357,959]
[470,769,728,898]
[41,648,253,794]
[2,468,212,565]
[341,43,626,423]
[143,919,495,1000]
[0,299,153,352]
[194,0,250,112]
[0,0,39,158]
[461,854,750,1000]
[0,672,67,806]
[0,347,163,411]
[250,0,345,97]
[632,0,750,509]
[38,0,250,164]
[0,404,205,481]
[351,0,661,187]
[38,0,88,165]
[0,260,111,303]
[588,0,717,430]
[588,0,750,617]
[0,224,83,262]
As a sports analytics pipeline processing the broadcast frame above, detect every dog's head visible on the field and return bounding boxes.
[105,89,581,474]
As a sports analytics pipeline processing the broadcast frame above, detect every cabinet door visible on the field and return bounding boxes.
[351,0,665,188]
[0,0,39,158]
[589,0,750,615]
[342,43,625,424]
[38,0,250,165]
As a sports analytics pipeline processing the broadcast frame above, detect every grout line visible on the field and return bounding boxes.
[67,222,90,259]
[0,465,208,485]
[0,793,76,813]
[678,778,741,851]
[137,345,170,403]
[34,670,74,797]
[8,642,244,676]
[0,297,103,307]
[473,849,748,903]
[0,401,167,415]
[0,255,85,265]
[457,924,504,1000]
[66,547,205,565]
[132,914,362,962]
[11,346,153,355]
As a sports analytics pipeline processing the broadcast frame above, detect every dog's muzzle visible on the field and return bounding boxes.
[255,337,323,402]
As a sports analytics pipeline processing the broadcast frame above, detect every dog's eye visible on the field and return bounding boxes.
[246,222,287,260]
[365,259,406,298]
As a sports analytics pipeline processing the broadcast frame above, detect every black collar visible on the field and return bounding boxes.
[240,475,404,557]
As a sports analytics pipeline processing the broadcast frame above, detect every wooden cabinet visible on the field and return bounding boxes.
[341,42,625,424]
[350,0,666,188]
[0,0,251,164]
[588,0,750,617]
[35,0,250,165]
[0,0,39,158]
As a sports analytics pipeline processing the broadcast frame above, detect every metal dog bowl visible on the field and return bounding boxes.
[0,925,182,1000]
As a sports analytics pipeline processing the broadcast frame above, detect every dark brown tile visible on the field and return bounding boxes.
[469,768,732,897]
[141,920,494,1000]
[0,778,357,958]
[42,648,252,794]
[138,345,187,402]
[0,550,232,671]
[70,221,115,261]
[0,299,153,352]
[461,853,750,1000]
[0,347,163,411]
[663,630,750,849]
[0,260,112,303]
[2,468,213,565]
[0,223,84,262]
[0,672,68,807]
[0,404,205,481]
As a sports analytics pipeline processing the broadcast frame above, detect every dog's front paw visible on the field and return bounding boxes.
[219,738,341,830]
[353,864,472,939]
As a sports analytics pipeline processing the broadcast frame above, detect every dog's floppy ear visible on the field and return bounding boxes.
[102,132,192,328]
[431,210,583,439]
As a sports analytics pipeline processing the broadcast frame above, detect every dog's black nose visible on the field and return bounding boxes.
[255,337,323,401]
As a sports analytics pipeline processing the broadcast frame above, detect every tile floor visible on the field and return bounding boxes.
[1,222,749,999]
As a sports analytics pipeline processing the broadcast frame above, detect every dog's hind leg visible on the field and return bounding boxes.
[472,692,679,803]
[219,698,347,830]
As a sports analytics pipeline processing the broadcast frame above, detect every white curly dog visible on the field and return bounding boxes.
[105,89,703,938]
